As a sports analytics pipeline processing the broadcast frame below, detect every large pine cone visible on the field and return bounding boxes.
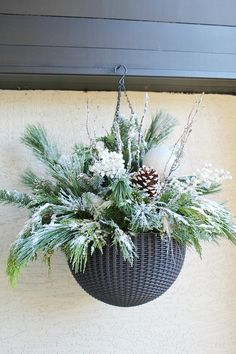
[130,165,159,197]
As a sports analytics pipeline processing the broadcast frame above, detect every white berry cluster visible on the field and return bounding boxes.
[169,177,197,195]
[90,146,126,178]
[169,164,232,195]
[194,164,232,188]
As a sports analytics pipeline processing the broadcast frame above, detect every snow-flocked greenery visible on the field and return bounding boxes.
[1,104,236,286]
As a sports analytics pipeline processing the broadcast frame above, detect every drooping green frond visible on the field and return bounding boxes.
[144,111,177,151]
[7,222,77,285]
[0,189,32,208]
[156,190,236,255]
[21,124,60,167]
[65,220,107,272]
[130,202,161,232]
[194,199,236,245]
[7,220,33,286]
[7,256,22,287]
[110,221,136,264]
[100,218,136,264]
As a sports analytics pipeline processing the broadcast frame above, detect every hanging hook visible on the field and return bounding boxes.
[114,64,128,89]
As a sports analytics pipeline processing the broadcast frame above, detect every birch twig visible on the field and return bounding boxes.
[161,93,204,192]
[137,93,149,167]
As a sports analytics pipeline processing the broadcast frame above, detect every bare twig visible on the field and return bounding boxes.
[114,121,123,153]
[127,112,136,170]
[137,93,149,167]
[86,97,92,144]
[161,93,204,192]
[112,89,124,153]
[88,105,101,150]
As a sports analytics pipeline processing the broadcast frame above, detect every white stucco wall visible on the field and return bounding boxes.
[0,91,236,354]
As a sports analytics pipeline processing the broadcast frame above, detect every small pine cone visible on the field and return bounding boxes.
[130,165,159,197]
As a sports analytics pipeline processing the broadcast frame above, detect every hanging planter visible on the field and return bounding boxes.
[1,65,236,307]
[69,233,186,307]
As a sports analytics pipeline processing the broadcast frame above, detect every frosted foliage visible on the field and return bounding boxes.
[2,100,236,287]
[169,164,232,195]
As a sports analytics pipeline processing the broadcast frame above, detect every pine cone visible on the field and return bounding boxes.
[130,165,159,197]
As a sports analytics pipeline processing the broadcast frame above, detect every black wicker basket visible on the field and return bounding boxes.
[68,233,186,307]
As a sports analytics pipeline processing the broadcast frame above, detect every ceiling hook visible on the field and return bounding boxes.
[114,64,128,88]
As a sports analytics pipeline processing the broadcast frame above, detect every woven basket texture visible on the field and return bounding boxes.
[68,233,186,307]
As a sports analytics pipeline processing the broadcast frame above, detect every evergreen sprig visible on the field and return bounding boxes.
[144,111,177,151]
[0,189,32,207]
[22,124,60,168]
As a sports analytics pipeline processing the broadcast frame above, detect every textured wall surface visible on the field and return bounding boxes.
[0,91,236,354]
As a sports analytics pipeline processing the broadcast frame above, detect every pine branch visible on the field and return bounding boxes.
[7,256,22,287]
[51,154,86,196]
[21,124,60,168]
[156,189,236,255]
[98,133,116,152]
[6,220,33,286]
[65,220,106,272]
[58,191,110,222]
[20,169,39,188]
[77,173,103,194]
[21,169,60,207]
[110,177,131,206]
[144,111,177,151]
[130,202,161,232]
[0,189,32,207]
[21,169,56,194]
[111,223,136,264]
[73,143,93,173]
[21,126,92,196]
[7,222,77,285]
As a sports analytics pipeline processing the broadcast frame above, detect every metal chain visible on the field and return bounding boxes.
[114,86,122,122]
[114,65,134,122]
[123,87,134,116]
